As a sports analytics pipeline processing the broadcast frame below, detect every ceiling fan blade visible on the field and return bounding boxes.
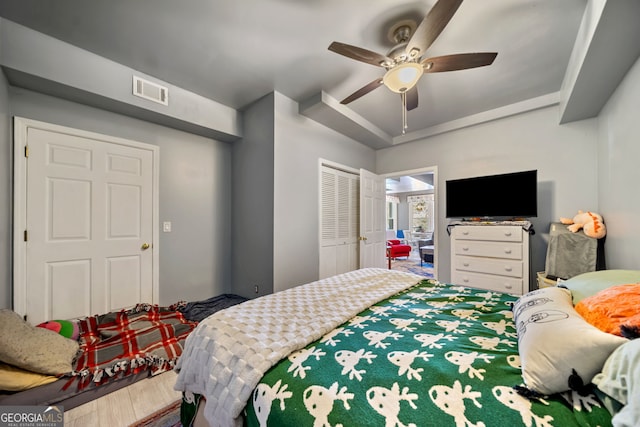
[422,52,498,73]
[406,0,464,59]
[405,87,419,111]
[329,41,392,67]
[340,78,384,104]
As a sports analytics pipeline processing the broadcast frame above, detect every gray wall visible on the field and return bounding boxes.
[0,18,240,142]
[232,93,275,298]
[1,17,378,306]
[0,19,238,309]
[376,105,600,288]
[0,68,11,309]
[273,93,375,292]
[6,86,232,307]
[232,92,376,296]
[598,55,640,269]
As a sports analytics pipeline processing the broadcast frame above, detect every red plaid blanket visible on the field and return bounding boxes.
[69,303,197,389]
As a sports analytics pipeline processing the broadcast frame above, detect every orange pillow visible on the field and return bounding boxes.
[575,284,640,336]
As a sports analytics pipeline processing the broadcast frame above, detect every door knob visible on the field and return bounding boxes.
[141,243,150,250]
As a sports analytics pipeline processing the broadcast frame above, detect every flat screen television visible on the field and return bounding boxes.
[445,170,538,219]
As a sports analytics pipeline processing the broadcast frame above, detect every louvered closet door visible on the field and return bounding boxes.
[319,166,359,279]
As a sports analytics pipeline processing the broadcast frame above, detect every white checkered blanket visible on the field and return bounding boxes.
[173,268,423,427]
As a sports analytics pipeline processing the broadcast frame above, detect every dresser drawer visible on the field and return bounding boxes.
[454,226,522,242]
[454,240,522,260]
[452,270,524,295]
[454,255,523,278]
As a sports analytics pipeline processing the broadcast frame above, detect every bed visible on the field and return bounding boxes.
[0,303,198,410]
[0,293,250,410]
[174,268,640,427]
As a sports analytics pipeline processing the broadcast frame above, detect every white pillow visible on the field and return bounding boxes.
[513,287,627,395]
[592,339,640,425]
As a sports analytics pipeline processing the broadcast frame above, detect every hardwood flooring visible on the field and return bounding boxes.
[64,370,181,426]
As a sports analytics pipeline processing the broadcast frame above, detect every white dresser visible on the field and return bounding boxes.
[450,224,530,295]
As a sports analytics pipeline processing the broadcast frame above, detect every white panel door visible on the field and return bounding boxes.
[14,118,158,325]
[359,169,386,268]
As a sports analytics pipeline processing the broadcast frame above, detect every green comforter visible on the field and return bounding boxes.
[244,280,611,427]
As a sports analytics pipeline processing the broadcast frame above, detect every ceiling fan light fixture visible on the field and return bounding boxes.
[383,62,423,93]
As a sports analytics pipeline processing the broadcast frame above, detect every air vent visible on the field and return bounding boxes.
[133,76,169,106]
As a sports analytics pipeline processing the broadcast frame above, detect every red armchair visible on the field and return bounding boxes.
[387,239,412,259]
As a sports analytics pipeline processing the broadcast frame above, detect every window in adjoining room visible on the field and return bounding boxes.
[408,194,434,233]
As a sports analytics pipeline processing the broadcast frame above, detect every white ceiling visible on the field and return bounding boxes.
[0,0,637,146]
[386,174,434,194]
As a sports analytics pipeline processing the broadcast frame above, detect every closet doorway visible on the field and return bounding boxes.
[319,160,387,279]
[319,163,359,279]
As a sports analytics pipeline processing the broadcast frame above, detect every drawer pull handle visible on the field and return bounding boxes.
[504,232,512,236]
[462,231,469,235]
[505,284,513,289]
[504,266,512,272]
[463,262,470,267]
[463,278,469,283]
[504,249,512,254]
[462,247,469,251]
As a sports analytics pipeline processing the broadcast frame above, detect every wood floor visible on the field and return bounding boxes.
[64,370,181,426]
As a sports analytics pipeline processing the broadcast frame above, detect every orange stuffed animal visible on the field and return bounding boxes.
[560,210,606,239]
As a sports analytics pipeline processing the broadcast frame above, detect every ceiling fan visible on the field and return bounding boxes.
[328,0,497,131]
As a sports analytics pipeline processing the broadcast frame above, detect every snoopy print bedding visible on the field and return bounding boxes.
[243,279,611,427]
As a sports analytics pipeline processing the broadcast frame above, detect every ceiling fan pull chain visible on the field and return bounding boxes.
[402,91,407,134]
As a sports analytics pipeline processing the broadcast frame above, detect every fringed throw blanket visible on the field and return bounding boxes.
[69,303,197,389]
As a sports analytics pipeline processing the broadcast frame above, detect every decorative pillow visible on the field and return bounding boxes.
[0,362,58,391]
[575,284,640,336]
[513,287,628,395]
[560,270,640,304]
[37,319,80,341]
[0,309,79,375]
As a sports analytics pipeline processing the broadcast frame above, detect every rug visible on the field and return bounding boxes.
[130,399,181,427]
[388,255,434,278]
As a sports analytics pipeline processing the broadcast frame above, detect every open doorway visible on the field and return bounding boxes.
[384,166,437,279]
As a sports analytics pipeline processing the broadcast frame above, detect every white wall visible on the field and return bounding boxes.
[7,87,233,306]
[376,105,599,287]
[597,55,640,269]
[273,93,376,292]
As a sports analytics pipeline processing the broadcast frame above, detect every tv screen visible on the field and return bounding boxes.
[445,170,538,219]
